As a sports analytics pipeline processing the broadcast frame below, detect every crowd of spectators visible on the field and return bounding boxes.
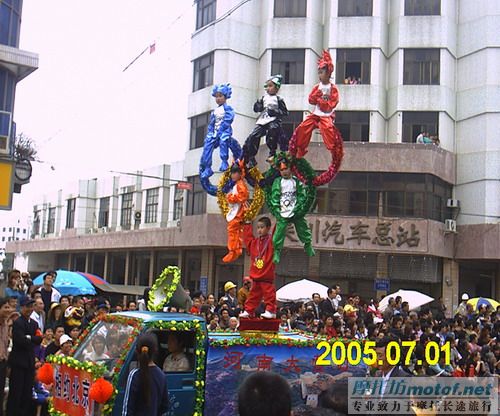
[2,268,499,414]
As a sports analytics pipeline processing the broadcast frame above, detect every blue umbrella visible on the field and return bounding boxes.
[33,270,97,296]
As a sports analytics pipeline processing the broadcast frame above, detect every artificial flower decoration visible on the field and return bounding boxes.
[89,377,114,404]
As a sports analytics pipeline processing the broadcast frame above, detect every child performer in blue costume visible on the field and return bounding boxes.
[200,84,235,178]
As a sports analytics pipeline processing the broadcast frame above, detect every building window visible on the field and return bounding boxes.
[271,49,305,84]
[338,0,373,16]
[0,0,22,47]
[47,207,56,234]
[404,49,440,85]
[190,112,211,149]
[145,188,159,223]
[186,176,206,216]
[173,187,184,221]
[32,211,40,236]
[98,197,110,228]
[274,0,306,17]
[335,111,369,142]
[336,49,371,85]
[313,172,451,221]
[282,111,304,141]
[196,0,216,30]
[402,111,439,143]
[193,52,214,92]
[120,193,133,228]
[404,0,440,16]
[66,198,76,229]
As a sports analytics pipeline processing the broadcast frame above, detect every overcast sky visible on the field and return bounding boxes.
[1,0,193,224]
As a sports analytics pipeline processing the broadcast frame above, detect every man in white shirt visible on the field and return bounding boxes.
[30,298,45,333]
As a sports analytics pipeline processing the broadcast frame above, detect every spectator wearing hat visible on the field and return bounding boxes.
[44,325,65,358]
[7,296,43,416]
[455,293,469,317]
[237,277,252,309]
[219,281,238,316]
[55,334,73,356]
[39,271,61,315]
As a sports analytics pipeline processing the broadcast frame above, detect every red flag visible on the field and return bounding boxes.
[149,42,156,54]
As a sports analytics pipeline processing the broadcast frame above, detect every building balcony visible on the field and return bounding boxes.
[0,44,38,81]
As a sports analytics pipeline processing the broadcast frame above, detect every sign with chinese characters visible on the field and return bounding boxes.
[52,364,95,416]
[285,216,428,253]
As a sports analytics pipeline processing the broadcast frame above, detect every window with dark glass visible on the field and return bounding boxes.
[190,112,211,149]
[186,176,206,216]
[193,52,214,92]
[404,49,440,85]
[98,197,110,228]
[281,111,304,141]
[404,0,440,16]
[196,0,216,30]
[145,188,159,223]
[274,0,306,17]
[32,210,40,236]
[120,193,133,228]
[66,198,76,229]
[338,0,373,16]
[313,172,451,221]
[402,111,439,143]
[0,0,22,47]
[47,207,56,234]
[335,111,369,142]
[173,187,184,221]
[336,49,371,84]
[271,49,305,84]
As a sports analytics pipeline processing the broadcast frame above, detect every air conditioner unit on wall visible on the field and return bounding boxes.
[446,199,460,208]
[445,219,457,233]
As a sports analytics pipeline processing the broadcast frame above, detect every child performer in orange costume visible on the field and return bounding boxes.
[239,216,277,319]
[222,162,249,263]
[294,50,339,158]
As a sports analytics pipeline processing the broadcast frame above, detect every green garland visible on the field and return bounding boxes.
[148,266,182,311]
[263,153,316,220]
[146,318,207,416]
[46,354,107,379]
[208,335,355,348]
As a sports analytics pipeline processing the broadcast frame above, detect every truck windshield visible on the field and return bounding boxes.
[73,320,135,374]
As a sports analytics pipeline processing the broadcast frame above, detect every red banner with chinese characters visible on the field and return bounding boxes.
[52,364,95,416]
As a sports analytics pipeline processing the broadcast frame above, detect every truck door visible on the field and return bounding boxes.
[156,329,197,415]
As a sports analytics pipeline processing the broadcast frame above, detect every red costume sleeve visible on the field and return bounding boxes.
[226,180,249,204]
[317,83,339,113]
[243,223,256,251]
[308,85,322,105]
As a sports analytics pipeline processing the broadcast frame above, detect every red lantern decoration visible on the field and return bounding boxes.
[37,363,54,385]
[89,378,114,404]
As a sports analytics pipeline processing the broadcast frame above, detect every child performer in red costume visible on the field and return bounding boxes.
[294,50,339,158]
[239,216,277,319]
[222,162,249,263]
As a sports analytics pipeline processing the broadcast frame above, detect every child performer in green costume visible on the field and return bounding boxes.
[265,153,316,263]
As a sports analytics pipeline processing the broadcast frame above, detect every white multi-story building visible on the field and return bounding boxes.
[8,0,500,309]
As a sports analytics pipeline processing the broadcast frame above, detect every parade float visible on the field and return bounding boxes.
[43,268,366,416]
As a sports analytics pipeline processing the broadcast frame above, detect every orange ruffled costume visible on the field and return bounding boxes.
[222,173,249,263]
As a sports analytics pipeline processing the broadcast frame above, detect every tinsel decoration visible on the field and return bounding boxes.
[288,126,344,187]
[216,165,264,222]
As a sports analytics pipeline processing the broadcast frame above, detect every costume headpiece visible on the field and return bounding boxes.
[266,74,283,89]
[274,151,292,169]
[230,159,245,176]
[317,50,334,74]
[212,83,232,99]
